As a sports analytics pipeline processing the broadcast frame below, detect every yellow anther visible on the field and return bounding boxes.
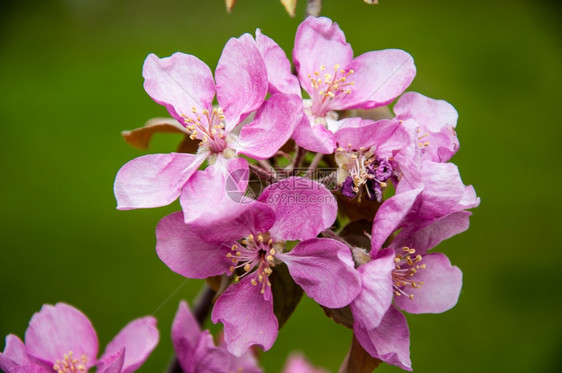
[267,239,273,245]
[334,64,340,70]
[394,257,401,263]
[192,107,197,113]
[258,275,263,283]
[320,65,326,70]
[327,92,335,98]
[415,255,422,262]
[264,268,272,275]
[251,279,257,286]
[345,89,352,94]
[314,71,320,76]
[260,288,265,294]
[244,263,251,271]
[232,244,238,250]
[236,251,241,256]
[248,234,254,241]
[232,258,238,263]
[408,248,416,254]
[226,253,232,258]
[269,248,276,255]
[409,294,414,300]
[395,291,401,296]
[266,255,274,262]
[318,90,324,96]
[403,247,410,252]
[202,109,209,115]
[257,234,264,242]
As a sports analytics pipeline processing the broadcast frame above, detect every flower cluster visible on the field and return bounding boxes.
[0,15,478,373]
[111,15,479,371]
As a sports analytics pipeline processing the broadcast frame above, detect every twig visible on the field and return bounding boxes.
[305,152,324,178]
[306,0,322,17]
[249,163,276,181]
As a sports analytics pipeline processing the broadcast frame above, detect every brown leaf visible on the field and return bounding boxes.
[225,0,237,12]
[322,305,354,329]
[121,117,191,149]
[280,0,297,17]
[339,334,383,373]
[270,263,303,328]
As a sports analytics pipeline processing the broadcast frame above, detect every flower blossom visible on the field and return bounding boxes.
[171,301,261,373]
[254,17,416,153]
[0,303,158,373]
[156,177,361,356]
[114,34,301,225]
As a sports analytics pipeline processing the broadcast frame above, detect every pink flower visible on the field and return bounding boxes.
[255,17,416,153]
[394,92,460,163]
[114,34,301,224]
[281,354,327,373]
[0,303,158,373]
[156,177,361,356]
[171,301,261,373]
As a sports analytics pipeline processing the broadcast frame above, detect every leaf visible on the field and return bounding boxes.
[321,305,354,329]
[121,117,195,150]
[225,0,237,12]
[280,0,297,17]
[270,263,303,328]
[338,334,383,373]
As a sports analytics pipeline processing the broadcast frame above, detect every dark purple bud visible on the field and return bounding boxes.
[341,176,357,198]
[375,157,393,181]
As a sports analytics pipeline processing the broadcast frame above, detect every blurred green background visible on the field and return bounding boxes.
[1,0,560,372]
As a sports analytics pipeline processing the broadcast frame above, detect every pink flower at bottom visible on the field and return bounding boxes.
[0,303,158,373]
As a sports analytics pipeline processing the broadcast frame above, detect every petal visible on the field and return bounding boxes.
[293,17,353,96]
[97,349,125,373]
[337,50,416,110]
[278,238,360,308]
[1,334,31,370]
[354,306,411,371]
[143,53,215,125]
[258,177,337,241]
[211,277,278,357]
[101,317,158,373]
[291,112,336,154]
[9,364,52,373]
[25,303,98,368]
[236,93,301,159]
[216,34,268,129]
[172,301,230,373]
[282,354,327,373]
[398,253,462,314]
[391,211,472,254]
[417,162,466,220]
[156,212,233,279]
[394,92,458,133]
[114,153,206,210]
[255,30,301,97]
[370,188,423,253]
[334,118,395,150]
[350,249,395,330]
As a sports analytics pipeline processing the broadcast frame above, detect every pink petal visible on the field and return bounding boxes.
[391,211,472,255]
[114,153,206,210]
[211,277,278,357]
[25,303,98,368]
[97,349,125,373]
[9,364,53,373]
[417,162,466,220]
[143,53,215,125]
[370,188,423,253]
[237,93,301,159]
[291,112,336,154]
[334,118,396,150]
[1,334,31,370]
[398,253,462,314]
[394,92,458,133]
[172,301,230,373]
[258,177,337,241]
[354,306,412,371]
[156,211,233,279]
[282,354,327,373]
[350,249,395,330]
[216,34,268,130]
[277,238,361,308]
[101,317,158,373]
[337,50,415,110]
[255,30,301,97]
[293,17,353,97]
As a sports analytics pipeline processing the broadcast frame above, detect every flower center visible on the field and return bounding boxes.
[337,147,393,202]
[226,233,282,294]
[181,106,228,153]
[307,64,354,116]
[52,351,88,373]
[392,247,426,300]
[417,128,430,149]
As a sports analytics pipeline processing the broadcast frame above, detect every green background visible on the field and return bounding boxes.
[1,0,560,372]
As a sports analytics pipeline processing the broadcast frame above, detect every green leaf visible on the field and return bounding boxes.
[270,263,303,328]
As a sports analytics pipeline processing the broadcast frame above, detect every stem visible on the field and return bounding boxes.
[288,146,307,174]
[306,0,322,17]
[305,152,324,178]
[249,163,276,181]
[165,285,216,373]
